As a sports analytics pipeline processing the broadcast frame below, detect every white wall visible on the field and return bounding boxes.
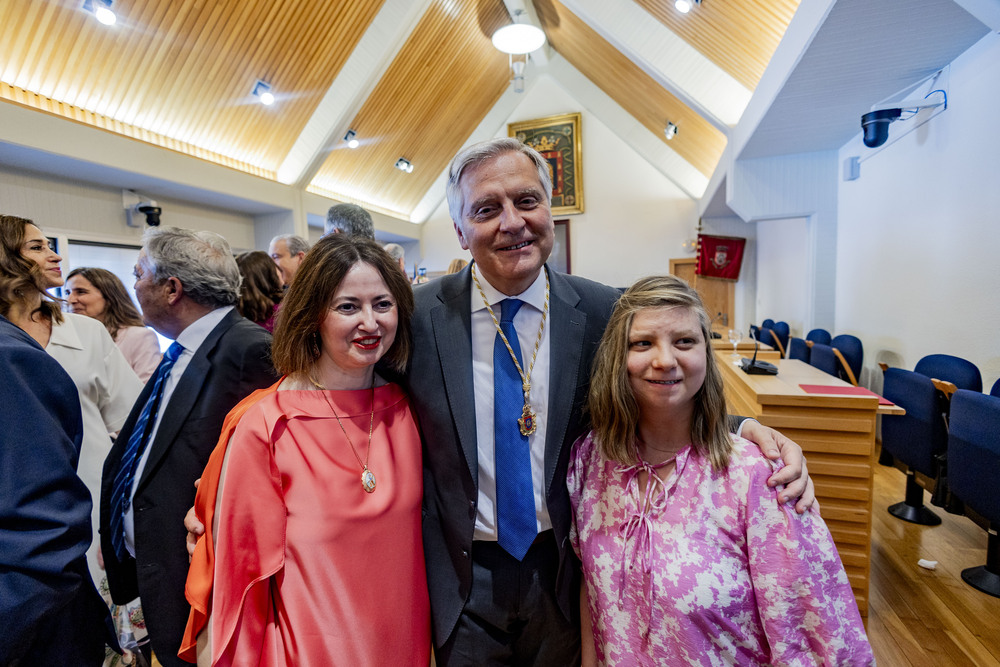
[756,217,810,336]
[0,165,257,251]
[417,74,698,287]
[836,32,1000,390]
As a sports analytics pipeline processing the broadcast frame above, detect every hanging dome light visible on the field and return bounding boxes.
[491,10,546,54]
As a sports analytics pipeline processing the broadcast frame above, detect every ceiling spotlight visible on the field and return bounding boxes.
[344,129,360,149]
[492,9,546,54]
[252,80,275,106]
[664,122,678,140]
[675,0,701,14]
[395,157,414,173]
[83,0,116,25]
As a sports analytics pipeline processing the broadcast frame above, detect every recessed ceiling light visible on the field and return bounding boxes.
[675,0,701,14]
[395,157,414,173]
[344,129,360,149]
[664,122,678,140]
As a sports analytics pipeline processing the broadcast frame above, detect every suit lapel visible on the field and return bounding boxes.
[544,267,585,491]
[431,270,479,482]
[136,310,237,492]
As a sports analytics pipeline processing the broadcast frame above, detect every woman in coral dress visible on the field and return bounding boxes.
[181,234,429,665]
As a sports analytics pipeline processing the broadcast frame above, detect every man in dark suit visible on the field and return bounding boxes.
[1,314,115,665]
[101,227,277,666]
[408,138,814,664]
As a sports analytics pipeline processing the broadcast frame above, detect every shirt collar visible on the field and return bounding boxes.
[174,305,234,353]
[471,264,548,314]
[47,312,84,351]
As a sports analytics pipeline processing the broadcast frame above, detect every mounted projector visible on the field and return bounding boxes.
[123,190,162,227]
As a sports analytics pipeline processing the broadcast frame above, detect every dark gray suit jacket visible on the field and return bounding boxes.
[100,308,277,666]
[407,265,621,648]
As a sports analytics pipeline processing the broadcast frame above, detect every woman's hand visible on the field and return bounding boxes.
[740,420,817,514]
[185,478,205,559]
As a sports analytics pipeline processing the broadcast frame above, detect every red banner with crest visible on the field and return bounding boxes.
[696,234,746,281]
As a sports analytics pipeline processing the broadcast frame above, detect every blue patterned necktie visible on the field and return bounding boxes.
[109,341,184,561]
[494,299,537,560]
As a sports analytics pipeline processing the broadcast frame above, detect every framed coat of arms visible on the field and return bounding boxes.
[508,112,583,215]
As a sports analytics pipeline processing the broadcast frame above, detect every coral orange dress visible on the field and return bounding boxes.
[189,382,429,665]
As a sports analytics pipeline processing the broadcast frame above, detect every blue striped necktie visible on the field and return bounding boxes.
[109,341,184,561]
[494,299,537,560]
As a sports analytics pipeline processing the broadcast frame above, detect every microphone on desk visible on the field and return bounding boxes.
[708,312,724,339]
[740,329,778,375]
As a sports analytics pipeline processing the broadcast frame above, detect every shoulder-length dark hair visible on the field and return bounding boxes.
[235,250,283,324]
[271,234,414,375]
[0,214,63,324]
[66,266,144,338]
[587,275,731,470]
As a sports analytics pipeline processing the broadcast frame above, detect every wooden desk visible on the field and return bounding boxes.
[716,352,888,616]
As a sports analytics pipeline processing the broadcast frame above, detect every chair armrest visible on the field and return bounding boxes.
[832,347,859,386]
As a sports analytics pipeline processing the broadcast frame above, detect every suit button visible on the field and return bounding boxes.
[462,550,469,559]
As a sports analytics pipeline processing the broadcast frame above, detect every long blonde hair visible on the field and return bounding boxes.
[587,275,731,469]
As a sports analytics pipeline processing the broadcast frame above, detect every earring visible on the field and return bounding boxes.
[310,332,321,358]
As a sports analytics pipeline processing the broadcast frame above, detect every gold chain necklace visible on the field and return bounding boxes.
[471,263,550,436]
[308,372,377,493]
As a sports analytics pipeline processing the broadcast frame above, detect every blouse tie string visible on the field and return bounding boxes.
[617,454,675,636]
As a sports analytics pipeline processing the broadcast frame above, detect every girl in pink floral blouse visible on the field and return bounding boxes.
[569,276,874,666]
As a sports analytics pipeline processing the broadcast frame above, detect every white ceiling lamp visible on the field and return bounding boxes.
[675,0,702,14]
[664,122,678,140]
[491,9,546,54]
[344,129,360,149]
[83,0,116,25]
[395,157,414,173]
[252,80,275,106]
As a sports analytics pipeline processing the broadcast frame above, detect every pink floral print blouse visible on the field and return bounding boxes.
[568,432,875,666]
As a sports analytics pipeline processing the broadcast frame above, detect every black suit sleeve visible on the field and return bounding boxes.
[0,341,92,664]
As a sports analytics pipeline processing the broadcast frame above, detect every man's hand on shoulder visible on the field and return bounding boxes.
[740,420,817,514]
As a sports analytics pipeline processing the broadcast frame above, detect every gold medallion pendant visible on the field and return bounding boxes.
[361,467,377,493]
[518,404,537,436]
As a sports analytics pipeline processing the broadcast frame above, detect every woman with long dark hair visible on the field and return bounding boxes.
[66,266,161,382]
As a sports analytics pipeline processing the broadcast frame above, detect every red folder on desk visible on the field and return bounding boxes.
[798,384,895,406]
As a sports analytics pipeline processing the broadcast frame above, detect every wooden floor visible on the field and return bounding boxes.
[868,461,1000,665]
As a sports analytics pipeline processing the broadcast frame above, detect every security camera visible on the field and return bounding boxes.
[861,90,947,148]
[132,201,161,226]
[860,108,902,148]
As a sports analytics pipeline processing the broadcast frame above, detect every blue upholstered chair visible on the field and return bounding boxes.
[947,389,1000,597]
[831,334,863,386]
[992,378,1000,398]
[808,343,839,378]
[914,354,983,395]
[787,337,810,363]
[806,328,832,346]
[761,318,775,329]
[880,368,944,525]
[771,321,790,358]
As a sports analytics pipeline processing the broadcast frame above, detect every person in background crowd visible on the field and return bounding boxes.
[0,313,117,665]
[67,266,162,382]
[180,235,428,665]
[235,250,283,333]
[446,258,468,275]
[570,275,873,665]
[100,227,277,666]
[384,242,407,278]
[0,216,143,584]
[406,138,815,665]
[267,234,310,288]
[325,202,375,239]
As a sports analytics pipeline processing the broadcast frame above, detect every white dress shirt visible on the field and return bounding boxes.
[470,269,552,541]
[124,306,234,555]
